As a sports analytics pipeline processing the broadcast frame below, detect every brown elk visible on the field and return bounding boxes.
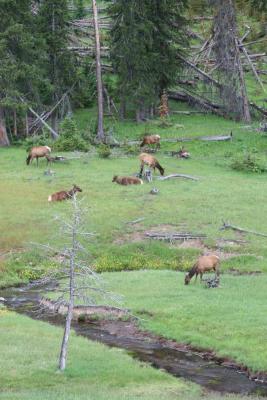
[185,255,220,285]
[139,153,164,177]
[177,147,190,159]
[140,134,161,149]
[48,185,82,202]
[26,146,51,166]
[112,175,143,185]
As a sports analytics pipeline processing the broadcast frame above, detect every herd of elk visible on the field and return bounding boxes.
[26,145,51,166]
[27,142,223,288]
[112,175,143,185]
[48,185,82,202]
[140,134,161,150]
[184,255,220,285]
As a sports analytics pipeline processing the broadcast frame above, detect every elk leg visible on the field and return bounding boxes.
[194,272,198,283]
[36,157,39,167]
[139,164,144,178]
[200,272,203,281]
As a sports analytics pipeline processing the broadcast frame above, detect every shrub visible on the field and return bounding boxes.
[231,153,266,173]
[54,117,89,151]
[97,144,111,158]
[23,132,52,152]
[123,144,140,156]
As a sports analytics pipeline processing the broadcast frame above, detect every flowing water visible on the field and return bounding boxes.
[1,283,267,396]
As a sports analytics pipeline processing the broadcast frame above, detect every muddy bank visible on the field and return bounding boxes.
[1,284,267,396]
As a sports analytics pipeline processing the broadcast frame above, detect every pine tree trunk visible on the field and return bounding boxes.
[234,38,251,122]
[119,98,126,120]
[13,109,17,137]
[0,107,10,146]
[92,0,105,142]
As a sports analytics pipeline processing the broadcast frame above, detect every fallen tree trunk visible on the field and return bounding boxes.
[250,102,267,116]
[168,90,225,117]
[157,174,199,181]
[220,221,267,238]
[175,134,232,142]
[145,231,206,241]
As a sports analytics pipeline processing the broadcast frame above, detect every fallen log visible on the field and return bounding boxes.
[157,174,199,181]
[220,221,267,238]
[145,231,206,241]
[126,217,145,225]
[176,134,232,142]
[250,102,267,116]
[168,90,225,117]
[171,110,207,115]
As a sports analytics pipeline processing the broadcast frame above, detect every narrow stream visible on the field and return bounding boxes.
[1,283,267,396]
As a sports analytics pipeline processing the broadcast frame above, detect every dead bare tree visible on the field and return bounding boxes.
[33,196,120,371]
[92,0,105,143]
[211,0,251,122]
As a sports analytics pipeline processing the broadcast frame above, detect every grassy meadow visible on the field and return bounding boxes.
[1,106,267,398]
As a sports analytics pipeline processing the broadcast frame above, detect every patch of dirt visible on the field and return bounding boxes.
[113,231,145,245]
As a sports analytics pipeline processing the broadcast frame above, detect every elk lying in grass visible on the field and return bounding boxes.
[140,134,160,150]
[26,146,51,166]
[139,153,164,177]
[185,255,220,285]
[177,147,190,159]
[48,185,82,202]
[112,175,143,185]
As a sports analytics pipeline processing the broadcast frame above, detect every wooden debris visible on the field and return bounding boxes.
[158,174,198,181]
[126,217,145,225]
[145,231,207,241]
[220,221,267,238]
[176,133,232,142]
[250,102,267,116]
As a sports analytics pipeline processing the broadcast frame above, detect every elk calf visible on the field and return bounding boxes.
[48,185,82,202]
[112,175,143,185]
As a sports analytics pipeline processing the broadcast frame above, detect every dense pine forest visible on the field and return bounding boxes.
[0,0,266,146]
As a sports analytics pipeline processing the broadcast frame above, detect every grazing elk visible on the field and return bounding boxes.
[26,146,51,166]
[112,175,143,185]
[185,255,220,285]
[139,153,164,178]
[140,134,161,150]
[48,185,82,202]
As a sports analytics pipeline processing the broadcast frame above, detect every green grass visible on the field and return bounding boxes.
[0,310,262,400]
[2,107,267,396]
[2,112,267,285]
[0,310,197,400]
[103,270,267,373]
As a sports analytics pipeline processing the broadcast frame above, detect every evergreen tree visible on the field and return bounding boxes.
[0,0,45,144]
[38,0,77,134]
[108,0,188,121]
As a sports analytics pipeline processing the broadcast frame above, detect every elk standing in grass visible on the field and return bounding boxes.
[140,134,161,150]
[185,255,220,285]
[26,146,51,166]
[48,185,82,202]
[139,153,164,178]
[112,175,143,185]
